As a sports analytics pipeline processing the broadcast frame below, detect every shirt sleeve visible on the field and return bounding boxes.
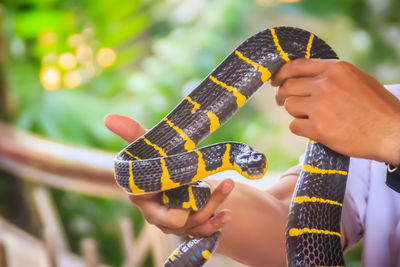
[341,158,371,251]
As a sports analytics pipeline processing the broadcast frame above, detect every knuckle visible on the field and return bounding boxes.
[283,97,294,112]
[275,92,281,104]
[289,120,299,134]
[289,58,303,71]
[276,90,286,106]
[328,60,350,75]
[284,103,291,114]
[270,76,279,87]
[290,58,309,73]
[335,60,351,69]
[281,78,294,91]
[283,96,292,106]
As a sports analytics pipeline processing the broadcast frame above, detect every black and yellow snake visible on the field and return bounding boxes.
[114,26,349,267]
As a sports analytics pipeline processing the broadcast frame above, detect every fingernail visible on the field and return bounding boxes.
[222,181,233,194]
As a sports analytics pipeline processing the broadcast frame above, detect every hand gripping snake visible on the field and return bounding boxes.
[114,26,350,267]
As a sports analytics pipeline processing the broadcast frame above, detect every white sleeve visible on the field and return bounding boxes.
[341,158,370,251]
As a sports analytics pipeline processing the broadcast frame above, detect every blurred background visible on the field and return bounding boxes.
[0,0,399,266]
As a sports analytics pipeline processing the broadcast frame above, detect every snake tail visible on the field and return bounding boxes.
[164,231,221,267]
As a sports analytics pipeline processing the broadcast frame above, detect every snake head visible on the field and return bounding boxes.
[235,151,268,179]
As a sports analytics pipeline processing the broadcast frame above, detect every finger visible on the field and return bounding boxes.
[129,194,190,228]
[129,192,159,203]
[283,96,311,119]
[275,77,314,106]
[157,209,232,237]
[271,58,333,87]
[186,209,232,237]
[104,114,146,142]
[157,225,184,236]
[289,118,315,139]
[186,179,234,227]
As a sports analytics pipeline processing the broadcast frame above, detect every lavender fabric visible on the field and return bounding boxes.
[282,84,400,267]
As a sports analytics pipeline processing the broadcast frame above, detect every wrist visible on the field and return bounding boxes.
[381,142,400,166]
[378,112,400,166]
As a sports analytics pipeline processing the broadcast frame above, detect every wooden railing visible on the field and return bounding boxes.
[0,122,178,267]
[0,122,122,198]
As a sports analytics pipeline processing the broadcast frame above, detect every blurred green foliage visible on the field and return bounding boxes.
[1,0,400,265]
[51,189,146,265]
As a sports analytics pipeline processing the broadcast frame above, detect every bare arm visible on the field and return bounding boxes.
[105,114,297,265]
[105,113,348,266]
[213,175,297,266]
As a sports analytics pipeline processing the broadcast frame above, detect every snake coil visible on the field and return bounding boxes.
[114,26,349,267]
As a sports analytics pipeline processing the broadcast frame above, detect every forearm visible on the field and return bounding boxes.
[207,176,297,266]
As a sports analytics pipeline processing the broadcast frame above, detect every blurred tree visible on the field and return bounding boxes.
[2,0,399,265]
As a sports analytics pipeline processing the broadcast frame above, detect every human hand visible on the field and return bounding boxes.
[104,114,234,237]
[272,59,400,165]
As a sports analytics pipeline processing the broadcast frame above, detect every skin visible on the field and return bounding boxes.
[104,59,400,265]
[105,113,297,266]
[272,58,400,166]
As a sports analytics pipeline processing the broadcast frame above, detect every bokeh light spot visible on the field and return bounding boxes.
[40,66,61,90]
[96,48,116,67]
[68,34,84,48]
[38,31,57,47]
[76,45,93,62]
[42,53,58,66]
[64,71,82,88]
[59,52,78,70]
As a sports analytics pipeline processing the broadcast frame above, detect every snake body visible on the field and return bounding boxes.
[114,26,349,266]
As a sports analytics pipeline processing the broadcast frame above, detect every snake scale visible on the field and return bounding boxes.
[114,26,350,267]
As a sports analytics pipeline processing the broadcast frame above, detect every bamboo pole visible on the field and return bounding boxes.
[0,218,100,267]
[43,227,58,267]
[118,218,137,267]
[118,218,152,267]
[80,238,98,267]
[33,187,68,251]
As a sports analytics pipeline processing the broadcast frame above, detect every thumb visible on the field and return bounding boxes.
[104,114,147,142]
